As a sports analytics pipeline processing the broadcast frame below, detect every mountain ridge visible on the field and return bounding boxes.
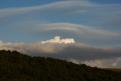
[0,50,121,81]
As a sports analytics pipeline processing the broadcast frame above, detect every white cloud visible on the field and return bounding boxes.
[41,36,75,44]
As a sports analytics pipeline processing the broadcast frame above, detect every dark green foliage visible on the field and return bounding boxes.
[0,50,121,81]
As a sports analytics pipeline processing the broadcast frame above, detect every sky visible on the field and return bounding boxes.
[0,0,121,68]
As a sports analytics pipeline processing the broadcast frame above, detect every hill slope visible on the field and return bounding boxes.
[0,50,121,81]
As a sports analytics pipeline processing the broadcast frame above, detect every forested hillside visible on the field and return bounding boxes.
[0,50,121,81]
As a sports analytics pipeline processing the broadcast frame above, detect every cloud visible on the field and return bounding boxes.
[0,36,119,58]
[0,0,92,18]
[0,0,121,68]
[0,36,121,68]
[68,57,121,68]
[82,57,121,68]
[0,0,121,48]
[0,0,121,31]
[34,23,120,37]
[0,36,76,55]
[0,36,121,60]
[68,58,81,64]
[112,58,121,67]
[0,0,120,18]
[41,36,75,44]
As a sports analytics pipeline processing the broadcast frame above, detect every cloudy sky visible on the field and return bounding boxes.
[0,0,121,68]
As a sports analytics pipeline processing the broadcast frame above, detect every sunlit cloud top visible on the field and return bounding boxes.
[41,36,75,44]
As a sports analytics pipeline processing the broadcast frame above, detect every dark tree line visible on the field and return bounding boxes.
[0,50,121,81]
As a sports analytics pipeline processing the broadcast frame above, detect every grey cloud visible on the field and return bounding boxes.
[2,0,120,18]
[50,45,121,61]
[0,0,121,34]
[0,0,120,26]
[74,57,121,68]
[0,0,93,18]
[33,23,120,37]
[67,51,121,68]
[0,37,121,68]
[0,37,121,60]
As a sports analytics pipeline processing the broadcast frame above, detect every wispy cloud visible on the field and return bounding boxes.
[0,0,120,18]
[0,0,120,48]
[33,23,120,37]
[0,0,93,18]
[0,0,121,33]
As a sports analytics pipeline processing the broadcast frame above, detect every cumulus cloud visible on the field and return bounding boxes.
[41,36,75,44]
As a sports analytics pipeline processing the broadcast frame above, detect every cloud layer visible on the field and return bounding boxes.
[0,0,93,18]
[0,36,121,68]
[35,23,120,37]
